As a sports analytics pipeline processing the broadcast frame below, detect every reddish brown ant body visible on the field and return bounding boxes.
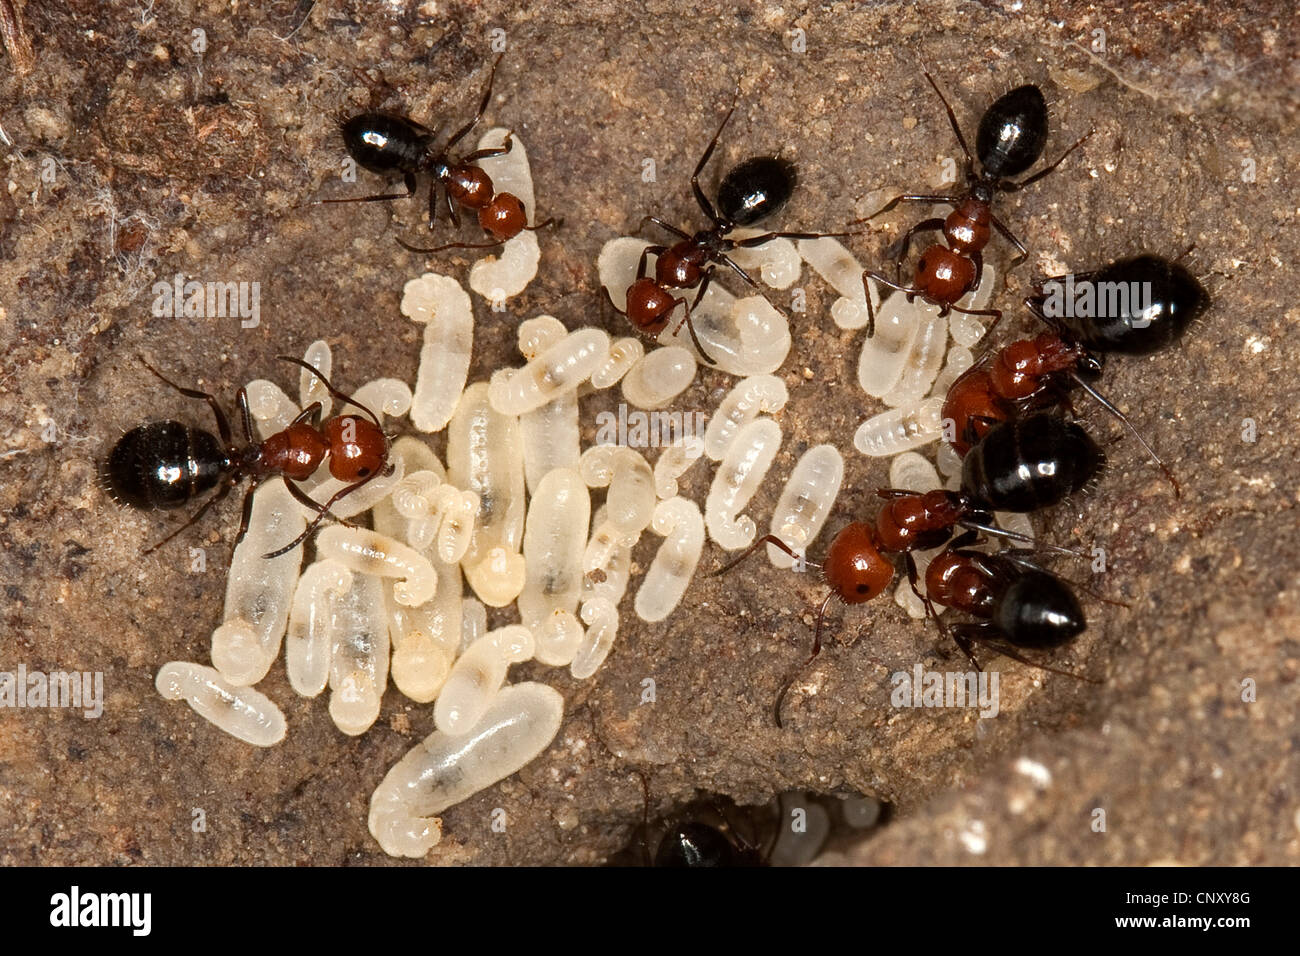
[608,96,852,364]
[103,357,390,559]
[325,56,554,252]
[860,73,1092,336]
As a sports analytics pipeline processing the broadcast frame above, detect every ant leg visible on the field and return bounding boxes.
[960,627,1100,683]
[730,229,857,248]
[671,296,719,367]
[710,533,801,577]
[922,70,976,168]
[460,133,513,163]
[637,244,668,280]
[142,478,236,555]
[988,213,1028,267]
[443,53,503,152]
[319,172,417,207]
[689,266,715,309]
[262,468,383,560]
[601,284,627,318]
[1004,128,1095,192]
[692,94,740,223]
[138,357,233,446]
[275,356,383,428]
[949,625,986,672]
[883,216,944,285]
[398,235,504,255]
[855,193,955,224]
[443,183,461,229]
[232,478,259,546]
[235,387,255,444]
[955,516,1085,558]
[875,487,924,500]
[774,592,836,728]
[524,216,560,232]
[290,401,323,428]
[716,253,761,290]
[638,216,691,241]
[969,250,985,292]
[946,301,1003,332]
[1068,371,1181,497]
[426,179,438,230]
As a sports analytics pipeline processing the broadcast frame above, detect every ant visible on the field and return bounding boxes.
[607,94,854,364]
[615,774,771,867]
[103,356,390,559]
[323,55,555,252]
[916,535,1102,680]
[859,72,1093,336]
[942,330,1180,494]
[714,410,1104,725]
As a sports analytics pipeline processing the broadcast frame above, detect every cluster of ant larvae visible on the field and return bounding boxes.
[368,682,564,858]
[767,444,844,569]
[705,417,784,550]
[391,470,479,564]
[403,272,474,432]
[467,128,541,301]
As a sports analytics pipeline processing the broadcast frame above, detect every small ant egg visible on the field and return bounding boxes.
[286,559,352,698]
[621,346,697,411]
[315,526,437,608]
[853,396,945,457]
[519,468,590,666]
[703,374,788,461]
[299,340,333,418]
[488,328,611,416]
[653,435,706,500]
[767,444,843,569]
[705,417,782,550]
[634,497,705,623]
[368,682,564,858]
[435,625,535,736]
[403,272,474,433]
[590,337,646,390]
[211,479,305,687]
[156,661,286,747]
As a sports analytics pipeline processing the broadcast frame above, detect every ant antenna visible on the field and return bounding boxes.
[275,355,384,429]
[1067,370,1181,497]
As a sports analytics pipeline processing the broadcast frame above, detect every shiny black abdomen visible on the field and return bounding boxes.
[340,113,431,174]
[1046,254,1208,355]
[716,156,796,226]
[976,84,1049,179]
[962,412,1104,512]
[992,568,1086,647]
[104,421,228,510]
[654,822,748,867]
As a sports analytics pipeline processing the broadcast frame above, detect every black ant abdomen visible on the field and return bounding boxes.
[104,421,231,510]
[1025,253,1209,355]
[654,821,761,868]
[991,567,1086,648]
[975,84,1050,180]
[715,156,797,226]
[961,411,1105,512]
[340,112,432,176]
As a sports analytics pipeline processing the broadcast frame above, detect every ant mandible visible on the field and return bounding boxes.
[103,356,390,559]
[859,72,1093,336]
[323,55,555,252]
[608,93,853,364]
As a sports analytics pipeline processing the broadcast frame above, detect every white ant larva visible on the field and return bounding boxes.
[402,272,474,433]
[286,559,352,698]
[314,526,437,608]
[210,479,305,687]
[325,569,389,737]
[367,682,564,859]
[767,444,843,569]
[621,345,697,410]
[634,496,705,623]
[519,468,590,666]
[653,434,706,500]
[488,328,611,416]
[590,337,646,390]
[156,661,287,748]
[705,417,783,550]
[853,397,945,458]
[434,625,535,736]
[299,339,333,419]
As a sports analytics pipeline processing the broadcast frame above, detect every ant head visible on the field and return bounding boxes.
[824,522,895,605]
